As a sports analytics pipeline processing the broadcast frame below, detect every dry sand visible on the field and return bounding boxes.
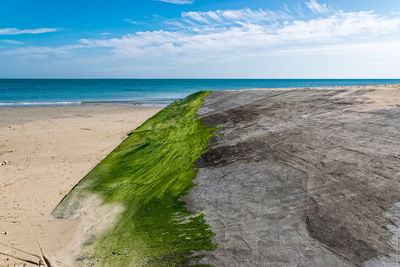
[0,105,160,266]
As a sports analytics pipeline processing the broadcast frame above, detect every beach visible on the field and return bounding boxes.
[0,105,160,266]
[4,0,400,265]
[2,84,400,266]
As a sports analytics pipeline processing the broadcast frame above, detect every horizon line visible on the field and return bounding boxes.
[2,78,400,80]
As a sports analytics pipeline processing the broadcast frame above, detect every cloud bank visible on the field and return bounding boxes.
[3,1,400,78]
[79,9,400,61]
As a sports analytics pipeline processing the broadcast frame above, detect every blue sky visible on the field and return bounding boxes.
[2,0,400,78]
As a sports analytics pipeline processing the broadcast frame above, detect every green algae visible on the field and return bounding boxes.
[67,91,217,266]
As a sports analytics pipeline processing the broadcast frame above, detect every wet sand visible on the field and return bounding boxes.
[0,105,160,266]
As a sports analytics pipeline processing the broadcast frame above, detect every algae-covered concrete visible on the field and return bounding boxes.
[183,85,400,266]
[51,92,216,266]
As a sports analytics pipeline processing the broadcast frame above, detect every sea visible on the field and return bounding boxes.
[1,79,399,107]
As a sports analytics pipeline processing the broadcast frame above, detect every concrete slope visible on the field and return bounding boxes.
[183,85,400,266]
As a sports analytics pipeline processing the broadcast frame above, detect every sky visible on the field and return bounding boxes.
[2,0,400,78]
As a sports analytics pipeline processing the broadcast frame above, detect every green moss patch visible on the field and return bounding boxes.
[65,91,216,266]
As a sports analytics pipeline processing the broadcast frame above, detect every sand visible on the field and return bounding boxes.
[0,105,160,266]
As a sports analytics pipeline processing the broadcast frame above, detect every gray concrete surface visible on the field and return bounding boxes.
[183,86,400,266]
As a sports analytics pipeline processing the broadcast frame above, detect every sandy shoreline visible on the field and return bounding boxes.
[0,105,160,266]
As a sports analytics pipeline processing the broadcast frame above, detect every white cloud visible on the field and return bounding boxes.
[284,4,290,13]
[270,41,400,56]
[181,8,290,25]
[305,0,329,13]
[125,19,140,25]
[277,11,400,41]
[0,28,59,35]
[79,9,400,60]
[1,39,23,44]
[155,0,193,4]
[1,45,83,58]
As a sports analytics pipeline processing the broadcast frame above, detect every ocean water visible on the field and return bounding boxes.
[1,79,399,107]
